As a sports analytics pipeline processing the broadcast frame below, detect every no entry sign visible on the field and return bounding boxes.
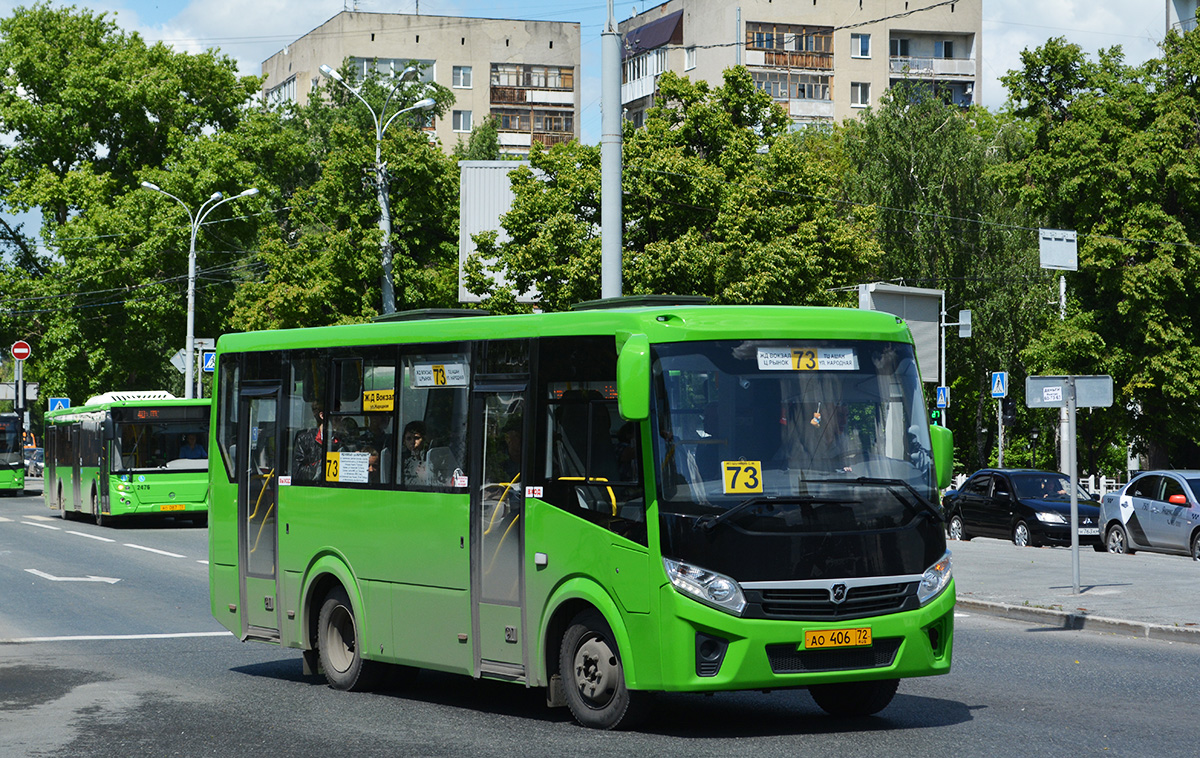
[10,341,31,361]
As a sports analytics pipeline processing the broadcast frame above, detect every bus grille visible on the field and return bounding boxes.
[748,582,917,621]
[765,638,902,674]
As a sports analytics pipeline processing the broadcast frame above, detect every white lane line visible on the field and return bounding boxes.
[24,514,57,521]
[0,515,10,522]
[954,612,971,618]
[23,521,61,530]
[67,530,116,543]
[25,569,121,584]
[196,560,209,565]
[124,543,186,558]
[1,631,233,644]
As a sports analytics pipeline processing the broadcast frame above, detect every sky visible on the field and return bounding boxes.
[0,0,1172,238]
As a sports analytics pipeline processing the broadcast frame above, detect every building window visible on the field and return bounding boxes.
[851,82,870,107]
[890,38,910,57]
[796,73,831,100]
[752,71,831,101]
[685,46,696,71]
[746,22,833,54]
[491,63,574,90]
[851,33,870,58]
[453,110,472,132]
[935,40,955,59]
[623,49,667,84]
[349,57,436,83]
[453,65,472,88]
[265,76,296,108]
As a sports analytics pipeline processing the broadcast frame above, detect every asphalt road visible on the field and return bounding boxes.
[2,487,1196,757]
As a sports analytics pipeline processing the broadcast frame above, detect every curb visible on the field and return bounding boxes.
[956,598,1200,645]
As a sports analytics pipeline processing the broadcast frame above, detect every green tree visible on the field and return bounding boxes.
[466,67,882,312]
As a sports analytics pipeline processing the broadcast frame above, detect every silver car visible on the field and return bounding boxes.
[1099,470,1200,560]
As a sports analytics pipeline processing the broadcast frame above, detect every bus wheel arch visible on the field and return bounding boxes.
[558,607,651,729]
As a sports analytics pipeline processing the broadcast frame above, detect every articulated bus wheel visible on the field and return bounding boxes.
[809,678,900,717]
[92,492,107,527]
[57,485,70,520]
[317,587,381,692]
[559,610,651,730]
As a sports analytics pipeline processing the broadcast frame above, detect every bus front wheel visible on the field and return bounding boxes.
[559,609,650,730]
[92,492,107,527]
[809,678,899,717]
[317,587,381,692]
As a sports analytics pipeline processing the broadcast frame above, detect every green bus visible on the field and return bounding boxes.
[209,301,955,728]
[45,392,211,526]
[0,413,26,494]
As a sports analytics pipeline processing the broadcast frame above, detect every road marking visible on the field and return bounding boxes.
[1,631,232,644]
[23,521,61,531]
[0,516,10,522]
[197,559,209,565]
[67,530,116,542]
[25,569,121,584]
[24,514,56,521]
[124,543,186,558]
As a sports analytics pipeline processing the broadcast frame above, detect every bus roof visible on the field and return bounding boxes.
[216,305,914,354]
[45,394,210,421]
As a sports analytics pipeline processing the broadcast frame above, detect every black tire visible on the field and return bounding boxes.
[560,609,651,730]
[317,587,381,692]
[1106,524,1135,555]
[947,513,970,541]
[1190,531,1200,562]
[57,484,70,520]
[809,678,900,717]
[1012,520,1036,548]
[92,491,106,527]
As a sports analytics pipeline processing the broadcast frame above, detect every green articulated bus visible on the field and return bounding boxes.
[45,392,211,526]
[209,300,955,729]
[0,413,26,494]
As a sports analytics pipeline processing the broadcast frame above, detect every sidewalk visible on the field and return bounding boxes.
[949,537,1200,644]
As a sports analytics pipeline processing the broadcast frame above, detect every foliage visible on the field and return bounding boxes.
[465,67,882,312]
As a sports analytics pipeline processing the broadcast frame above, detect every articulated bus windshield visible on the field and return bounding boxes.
[652,339,936,523]
[113,406,210,471]
[0,416,21,466]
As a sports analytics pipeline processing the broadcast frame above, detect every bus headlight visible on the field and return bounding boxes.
[916,550,953,605]
[663,558,746,616]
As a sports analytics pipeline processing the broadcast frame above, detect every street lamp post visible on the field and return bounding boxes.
[140,182,259,399]
[318,63,436,315]
[1030,426,1040,468]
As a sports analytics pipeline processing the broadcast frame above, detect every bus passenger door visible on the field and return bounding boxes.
[470,383,528,680]
[239,388,281,639]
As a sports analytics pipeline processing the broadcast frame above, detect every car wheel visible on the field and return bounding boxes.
[560,609,651,730]
[809,678,900,717]
[1012,520,1034,548]
[1106,524,1135,555]
[317,587,381,692]
[947,513,970,541]
[1191,532,1200,562]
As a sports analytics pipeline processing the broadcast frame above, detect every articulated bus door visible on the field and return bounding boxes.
[470,382,529,681]
[239,386,281,639]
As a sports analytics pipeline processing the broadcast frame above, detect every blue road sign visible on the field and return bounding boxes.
[202,351,217,373]
[48,397,70,411]
[936,386,949,408]
[991,371,1008,399]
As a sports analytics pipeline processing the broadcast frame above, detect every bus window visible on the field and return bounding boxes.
[400,352,469,489]
[326,353,397,486]
[286,355,327,483]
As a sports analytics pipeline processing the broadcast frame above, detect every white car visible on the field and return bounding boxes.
[1099,470,1200,560]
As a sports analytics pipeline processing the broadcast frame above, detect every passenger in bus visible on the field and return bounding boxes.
[293,402,327,481]
[401,420,430,484]
[179,433,206,459]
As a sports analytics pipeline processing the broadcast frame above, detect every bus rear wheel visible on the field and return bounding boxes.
[317,587,381,692]
[809,678,899,717]
[559,609,650,730]
[92,492,107,527]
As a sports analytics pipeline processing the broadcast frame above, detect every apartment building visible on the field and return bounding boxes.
[262,11,581,155]
[1169,0,1198,33]
[617,0,981,127]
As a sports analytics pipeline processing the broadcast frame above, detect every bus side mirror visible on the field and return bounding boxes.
[616,333,650,421]
[102,418,114,441]
[930,425,953,490]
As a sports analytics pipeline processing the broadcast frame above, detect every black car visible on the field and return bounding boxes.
[943,468,1105,549]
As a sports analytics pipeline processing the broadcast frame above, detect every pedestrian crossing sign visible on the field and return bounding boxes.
[991,371,1008,398]
[936,386,949,408]
[202,351,216,373]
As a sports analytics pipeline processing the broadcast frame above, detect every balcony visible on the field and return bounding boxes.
[622,75,657,105]
[890,56,976,78]
[1172,17,1198,33]
[789,99,835,120]
[491,85,574,106]
[745,49,834,70]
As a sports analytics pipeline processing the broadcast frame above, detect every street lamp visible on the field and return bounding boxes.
[319,63,436,314]
[140,182,259,399]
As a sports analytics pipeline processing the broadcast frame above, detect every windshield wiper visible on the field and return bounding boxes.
[696,494,857,531]
[801,476,944,522]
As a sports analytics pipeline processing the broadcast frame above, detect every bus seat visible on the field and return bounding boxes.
[427,447,456,484]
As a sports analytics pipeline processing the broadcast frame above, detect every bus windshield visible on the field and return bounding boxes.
[113,406,210,471]
[0,415,21,467]
[651,339,936,519]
